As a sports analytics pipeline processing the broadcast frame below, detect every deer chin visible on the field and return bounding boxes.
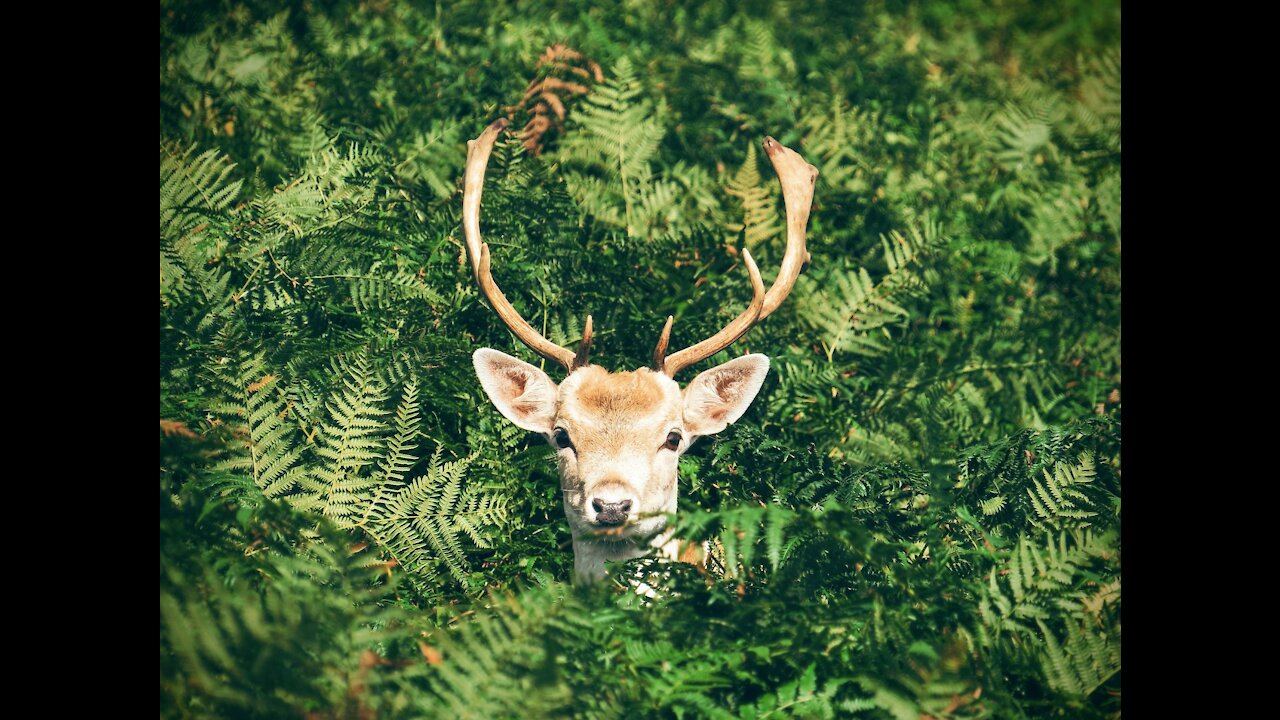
[596,513,668,540]
[570,514,678,584]
[564,503,670,541]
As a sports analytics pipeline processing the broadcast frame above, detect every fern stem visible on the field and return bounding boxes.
[233,256,268,303]
[877,360,1047,405]
[267,248,299,287]
[617,148,634,237]
[308,201,373,234]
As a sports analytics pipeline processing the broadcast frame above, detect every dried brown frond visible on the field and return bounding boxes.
[504,44,602,154]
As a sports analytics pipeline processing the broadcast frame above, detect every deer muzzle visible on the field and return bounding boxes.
[591,498,633,526]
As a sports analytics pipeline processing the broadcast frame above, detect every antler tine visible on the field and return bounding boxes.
[660,249,766,377]
[651,315,673,371]
[759,136,819,321]
[574,314,593,368]
[656,136,817,377]
[464,118,590,372]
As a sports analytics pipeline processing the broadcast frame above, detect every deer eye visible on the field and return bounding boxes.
[553,428,573,451]
[662,431,682,451]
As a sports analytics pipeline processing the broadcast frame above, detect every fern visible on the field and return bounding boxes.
[345,262,445,312]
[676,503,798,582]
[196,343,516,592]
[959,422,1118,533]
[686,15,799,124]
[365,446,506,584]
[1026,454,1100,530]
[1039,617,1120,698]
[796,96,879,195]
[992,98,1062,174]
[979,495,1007,517]
[556,57,677,239]
[358,379,423,528]
[1096,170,1121,242]
[204,350,306,504]
[725,142,782,250]
[289,353,389,522]
[159,142,242,320]
[421,587,587,717]
[504,43,602,155]
[391,117,469,199]
[160,492,414,719]
[978,529,1118,645]
[739,664,844,719]
[268,373,510,586]
[1071,50,1122,158]
[802,265,898,358]
[252,140,382,241]
[160,142,243,242]
[797,221,934,361]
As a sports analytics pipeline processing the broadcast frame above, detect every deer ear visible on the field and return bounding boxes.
[473,349,559,434]
[682,354,770,437]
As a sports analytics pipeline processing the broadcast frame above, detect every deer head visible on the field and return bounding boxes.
[464,118,817,582]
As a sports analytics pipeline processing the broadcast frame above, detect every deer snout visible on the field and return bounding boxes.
[590,498,633,526]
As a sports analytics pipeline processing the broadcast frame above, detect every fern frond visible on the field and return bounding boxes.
[556,57,673,238]
[1072,49,1121,155]
[993,102,1054,173]
[1026,453,1100,531]
[795,219,938,361]
[421,586,587,717]
[160,142,243,242]
[797,95,879,194]
[1038,617,1120,697]
[291,353,389,521]
[359,380,421,525]
[363,447,506,584]
[979,529,1118,648]
[160,142,242,312]
[678,504,798,582]
[725,143,782,250]
[505,43,602,155]
[346,263,445,313]
[206,351,306,504]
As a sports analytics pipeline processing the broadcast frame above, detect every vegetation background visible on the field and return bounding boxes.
[160,0,1120,716]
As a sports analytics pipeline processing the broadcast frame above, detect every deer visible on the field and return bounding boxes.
[464,118,817,583]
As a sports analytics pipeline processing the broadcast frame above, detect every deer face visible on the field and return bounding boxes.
[474,351,769,544]
[461,118,816,581]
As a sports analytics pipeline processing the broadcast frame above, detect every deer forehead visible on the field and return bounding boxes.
[556,367,683,443]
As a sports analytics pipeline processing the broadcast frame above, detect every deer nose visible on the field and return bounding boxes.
[591,498,632,526]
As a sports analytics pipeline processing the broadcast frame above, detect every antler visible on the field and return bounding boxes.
[463,118,593,372]
[654,136,818,377]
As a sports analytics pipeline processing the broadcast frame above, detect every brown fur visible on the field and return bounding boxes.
[566,367,668,418]
[677,539,705,565]
[556,367,682,477]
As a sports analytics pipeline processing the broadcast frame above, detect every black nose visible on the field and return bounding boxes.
[591,498,632,526]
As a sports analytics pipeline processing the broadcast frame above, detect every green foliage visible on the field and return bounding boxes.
[797,219,937,361]
[293,352,392,521]
[556,56,709,240]
[725,143,782,250]
[421,585,590,717]
[161,1,1120,717]
[204,350,305,503]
